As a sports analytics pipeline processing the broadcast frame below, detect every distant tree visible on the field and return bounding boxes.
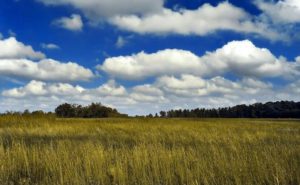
[23,109,30,116]
[159,111,166,118]
[31,110,46,116]
[147,114,153,118]
[54,102,126,118]
[55,103,76,118]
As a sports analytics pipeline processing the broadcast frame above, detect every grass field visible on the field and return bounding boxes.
[0,116,299,185]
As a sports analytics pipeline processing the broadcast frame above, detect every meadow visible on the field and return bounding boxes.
[0,116,299,185]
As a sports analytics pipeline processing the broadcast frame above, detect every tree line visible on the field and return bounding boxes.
[150,101,300,118]
[0,103,127,118]
[1,101,300,118]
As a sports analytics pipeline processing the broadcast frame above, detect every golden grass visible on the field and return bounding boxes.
[0,116,299,185]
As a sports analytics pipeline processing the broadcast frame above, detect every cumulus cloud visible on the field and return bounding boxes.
[38,0,164,23]
[0,58,94,82]
[110,2,282,40]
[0,37,45,59]
[41,43,60,50]
[0,37,94,82]
[2,80,85,98]
[155,74,272,98]
[131,84,166,103]
[255,0,300,24]
[53,14,83,31]
[98,49,203,80]
[98,40,300,80]
[95,80,127,96]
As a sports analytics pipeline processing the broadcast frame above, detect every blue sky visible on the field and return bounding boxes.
[0,0,299,115]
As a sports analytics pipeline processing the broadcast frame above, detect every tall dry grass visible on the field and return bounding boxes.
[0,116,299,185]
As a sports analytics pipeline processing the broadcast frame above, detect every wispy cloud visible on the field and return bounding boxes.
[53,14,83,31]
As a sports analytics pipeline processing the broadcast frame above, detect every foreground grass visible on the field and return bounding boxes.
[0,116,299,185]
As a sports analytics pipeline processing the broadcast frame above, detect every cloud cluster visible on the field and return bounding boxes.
[1,80,131,112]
[98,40,300,80]
[37,0,299,41]
[0,37,94,82]
[1,36,299,114]
[155,75,272,98]
[110,2,282,40]
[2,74,298,115]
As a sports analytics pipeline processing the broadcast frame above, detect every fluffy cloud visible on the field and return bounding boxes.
[98,49,203,80]
[41,43,60,50]
[0,58,94,82]
[98,40,300,80]
[0,37,45,59]
[155,75,272,97]
[203,40,297,78]
[2,80,85,98]
[95,80,127,96]
[38,0,164,22]
[53,14,83,31]
[255,0,300,24]
[110,2,281,40]
[131,84,166,103]
[0,37,94,82]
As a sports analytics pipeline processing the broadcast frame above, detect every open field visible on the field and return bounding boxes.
[0,116,299,185]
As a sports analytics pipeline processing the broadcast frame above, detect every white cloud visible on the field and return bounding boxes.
[132,84,163,96]
[53,14,83,31]
[110,2,282,40]
[2,80,85,98]
[38,0,164,23]
[255,0,300,24]
[0,37,94,82]
[131,84,166,103]
[41,43,60,50]
[98,48,204,80]
[0,58,94,82]
[98,40,300,80]
[95,80,127,96]
[0,37,45,59]
[203,40,296,78]
[155,74,272,98]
